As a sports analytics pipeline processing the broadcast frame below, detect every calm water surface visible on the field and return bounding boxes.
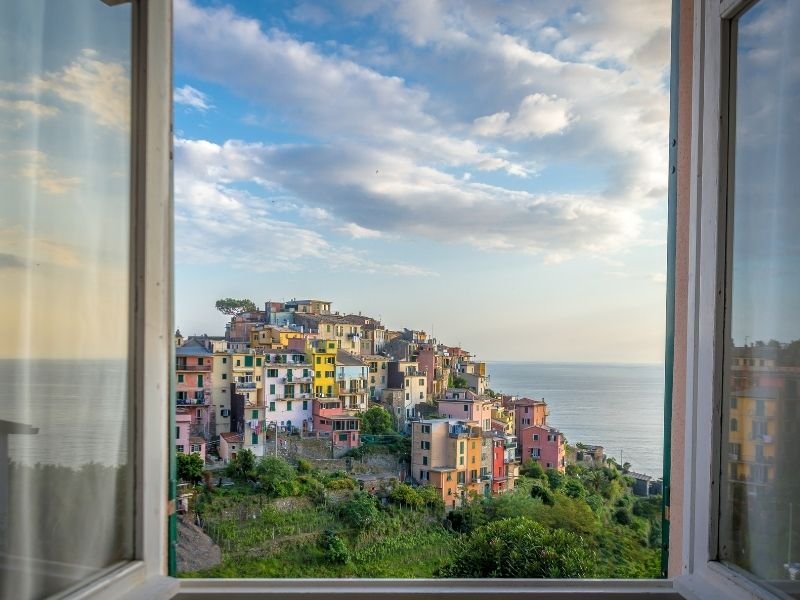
[487,361,664,478]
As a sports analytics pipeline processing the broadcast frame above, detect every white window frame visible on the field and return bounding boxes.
[62,0,796,598]
[66,0,175,598]
[674,1,798,598]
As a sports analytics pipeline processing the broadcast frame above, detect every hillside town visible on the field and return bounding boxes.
[174,298,607,509]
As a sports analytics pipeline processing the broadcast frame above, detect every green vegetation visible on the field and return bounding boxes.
[181,456,661,579]
[214,297,258,316]
[439,517,594,578]
[360,406,393,434]
[177,452,204,484]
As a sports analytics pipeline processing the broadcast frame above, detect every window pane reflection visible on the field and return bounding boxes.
[720,0,800,583]
[0,1,133,598]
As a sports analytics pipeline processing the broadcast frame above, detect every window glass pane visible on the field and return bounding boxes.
[0,1,133,597]
[720,0,800,583]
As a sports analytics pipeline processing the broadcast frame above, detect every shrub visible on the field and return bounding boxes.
[563,478,587,500]
[339,491,380,530]
[439,517,595,578]
[545,469,564,491]
[520,460,545,480]
[613,507,632,526]
[255,456,297,497]
[296,458,313,475]
[320,529,350,564]
[530,480,555,506]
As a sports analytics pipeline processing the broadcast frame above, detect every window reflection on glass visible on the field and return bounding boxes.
[720,0,800,583]
[0,2,132,598]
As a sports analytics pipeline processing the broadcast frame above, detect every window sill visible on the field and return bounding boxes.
[174,578,680,599]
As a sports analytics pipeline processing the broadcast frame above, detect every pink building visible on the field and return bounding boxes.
[438,389,493,431]
[519,424,564,472]
[219,432,243,464]
[312,398,360,447]
[176,341,214,440]
[175,409,206,461]
[512,397,548,433]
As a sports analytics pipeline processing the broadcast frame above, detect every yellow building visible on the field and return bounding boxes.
[727,387,777,486]
[249,324,306,350]
[311,339,337,398]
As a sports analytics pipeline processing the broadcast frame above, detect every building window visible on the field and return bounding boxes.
[191,444,201,453]
[251,433,258,445]
[463,404,468,411]
[287,401,292,410]
[270,402,275,412]
[730,418,738,432]
[176,445,185,454]
[177,373,184,383]
[252,410,258,419]
[303,400,308,410]
[533,434,539,441]
[222,373,227,380]
[222,357,227,364]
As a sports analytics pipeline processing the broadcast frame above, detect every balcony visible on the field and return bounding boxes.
[235,381,257,391]
[176,364,211,372]
[177,397,209,406]
[749,434,774,443]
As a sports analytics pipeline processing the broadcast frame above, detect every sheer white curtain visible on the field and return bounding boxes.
[0,1,134,598]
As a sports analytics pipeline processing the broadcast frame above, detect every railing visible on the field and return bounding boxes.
[176,364,212,372]
[749,434,774,443]
[177,398,209,406]
[236,382,257,390]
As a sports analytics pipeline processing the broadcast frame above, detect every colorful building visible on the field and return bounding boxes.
[438,389,492,431]
[518,423,565,472]
[363,355,389,401]
[410,419,483,509]
[311,339,337,398]
[263,349,314,434]
[175,409,206,462]
[230,352,267,457]
[336,350,369,412]
[175,340,213,440]
[219,432,243,464]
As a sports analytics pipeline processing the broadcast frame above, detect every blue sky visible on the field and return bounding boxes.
[173,0,672,363]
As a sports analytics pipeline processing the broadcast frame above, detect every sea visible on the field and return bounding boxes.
[487,361,665,478]
[0,359,130,468]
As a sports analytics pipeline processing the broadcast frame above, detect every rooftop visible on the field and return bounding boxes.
[336,350,368,367]
[220,432,243,444]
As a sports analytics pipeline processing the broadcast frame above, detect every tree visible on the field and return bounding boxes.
[520,459,545,480]
[320,529,350,564]
[545,468,564,491]
[563,478,587,499]
[360,406,393,434]
[339,491,380,530]
[389,483,421,508]
[255,456,297,497]
[215,297,257,316]
[439,517,596,578]
[177,452,204,484]
[530,480,555,506]
[225,448,256,481]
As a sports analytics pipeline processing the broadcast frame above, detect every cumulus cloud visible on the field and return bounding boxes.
[173,0,670,263]
[0,98,59,118]
[1,49,130,131]
[176,137,641,260]
[174,138,434,276]
[473,94,575,139]
[174,84,213,111]
[14,150,81,195]
[0,224,83,269]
